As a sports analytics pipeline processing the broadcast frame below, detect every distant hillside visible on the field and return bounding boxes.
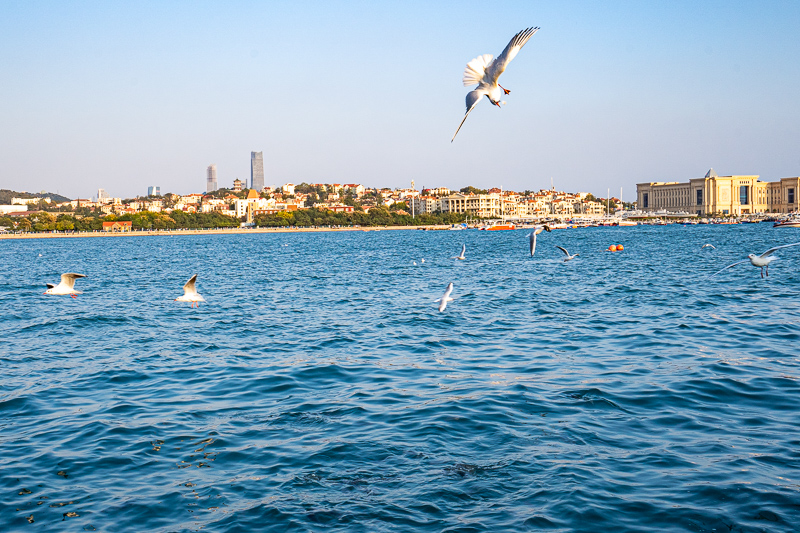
[0,189,71,204]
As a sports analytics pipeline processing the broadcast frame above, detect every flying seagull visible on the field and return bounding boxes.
[711,242,800,278]
[529,226,544,256]
[702,244,716,250]
[436,282,455,312]
[44,273,86,298]
[452,27,540,142]
[453,243,466,260]
[556,246,579,261]
[175,274,205,307]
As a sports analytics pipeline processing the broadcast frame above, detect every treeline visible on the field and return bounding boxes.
[1,207,468,232]
[254,206,466,228]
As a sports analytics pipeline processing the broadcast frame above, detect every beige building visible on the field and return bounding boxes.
[440,193,501,218]
[637,169,800,216]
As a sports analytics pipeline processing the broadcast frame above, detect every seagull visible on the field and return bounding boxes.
[421,258,425,263]
[702,244,716,250]
[44,273,86,298]
[529,226,544,256]
[451,27,540,142]
[436,282,455,312]
[711,242,800,278]
[556,246,579,261]
[175,274,205,307]
[453,243,466,260]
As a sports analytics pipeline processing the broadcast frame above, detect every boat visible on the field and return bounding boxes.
[483,223,516,231]
[774,219,800,228]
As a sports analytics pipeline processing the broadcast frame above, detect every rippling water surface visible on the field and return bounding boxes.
[2,225,800,532]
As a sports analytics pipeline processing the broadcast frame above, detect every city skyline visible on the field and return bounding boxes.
[2,2,799,201]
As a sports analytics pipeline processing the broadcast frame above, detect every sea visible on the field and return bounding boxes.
[1,223,799,532]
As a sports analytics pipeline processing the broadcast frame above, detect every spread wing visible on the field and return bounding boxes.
[452,89,485,142]
[462,54,494,86]
[461,243,466,257]
[61,273,86,289]
[710,259,748,277]
[529,231,537,256]
[760,241,800,258]
[183,274,198,296]
[485,27,539,84]
[556,246,569,257]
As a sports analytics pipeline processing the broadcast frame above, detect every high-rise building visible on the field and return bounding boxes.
[251,151,264,191]
[207,164,218,193]
[147,186,161,196]
[97,188,107,202]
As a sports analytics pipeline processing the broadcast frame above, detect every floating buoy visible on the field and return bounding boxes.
[617,244,624,251]
[608,245,617,252]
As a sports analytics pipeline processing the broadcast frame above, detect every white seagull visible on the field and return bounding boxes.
[556,246,579,261]
[452,27,539,142]
[702,244,716,250]
[529,226,544,256]
[711,242,800,278]
[436,282,455,312]
[453,243,466,260]
[44,273,86,298]
[175,274,205,307]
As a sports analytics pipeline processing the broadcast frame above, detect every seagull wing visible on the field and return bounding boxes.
[438,283,454,312]
[61,273,86,289]
[485,27,539,85]
[462,53,494,87]
[710,259,748,277]
[529,231,537,256]
[46,283,56,289]
[461,243,466,257]
[183,274,198,296]
[556,245,569,257]
[452,89,485,142]
[760,241,800,258]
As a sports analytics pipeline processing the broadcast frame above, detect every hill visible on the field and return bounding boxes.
[0,189,71,204]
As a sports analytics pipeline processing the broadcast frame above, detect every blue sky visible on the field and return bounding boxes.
[2,0,798,200]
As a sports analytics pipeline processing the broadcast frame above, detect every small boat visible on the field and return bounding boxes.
[484,223,516,231]
[774,219,800,228]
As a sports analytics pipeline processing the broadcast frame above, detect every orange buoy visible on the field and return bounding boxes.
[608,245,617,252]
[617,244,624,251]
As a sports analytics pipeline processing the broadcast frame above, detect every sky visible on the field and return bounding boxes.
[1,0,799,201]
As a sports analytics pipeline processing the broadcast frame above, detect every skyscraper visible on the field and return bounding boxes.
[207,164,218,193]
[251,151,264,191]
[147,186,160,196]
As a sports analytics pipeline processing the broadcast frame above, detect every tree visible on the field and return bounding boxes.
[460,186,488,195]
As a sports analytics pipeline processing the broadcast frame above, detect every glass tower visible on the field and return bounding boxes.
[251,151,264,191]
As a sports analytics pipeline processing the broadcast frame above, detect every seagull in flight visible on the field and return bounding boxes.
[529,226,544,256]
[711,242,800,278]
[44,273,86,298]
[453,243,466,260]
[702,244,716,250]
[436,282,455,312]
[175,274,205,307]
[452,27,539,142]
[556,246,579,261]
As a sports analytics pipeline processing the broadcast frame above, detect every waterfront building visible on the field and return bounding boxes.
[637,168,799,216]
[207,164,218,193]
[251,151,264,191]
[147,186,161,197]
[440,193,502,218]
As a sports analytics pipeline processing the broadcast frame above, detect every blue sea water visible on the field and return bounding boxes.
[1,224,800,532]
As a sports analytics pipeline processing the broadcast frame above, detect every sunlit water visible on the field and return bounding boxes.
[2,224,799,532]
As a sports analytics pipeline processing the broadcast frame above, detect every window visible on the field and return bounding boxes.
[696,189,702,206]
[789,188,795,204]
[643,193,648,208]
[739,185,749,205]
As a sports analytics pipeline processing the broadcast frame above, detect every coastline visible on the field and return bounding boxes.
[0,225,451,240]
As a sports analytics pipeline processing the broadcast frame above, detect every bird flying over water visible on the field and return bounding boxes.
[453,243,466,260]
[452,27,539,142]
[436,282,455,312]
[556,246,579,261]
[702,244,716,250]
[175,274,205,307]
[529,226,544,256]
[711,242,800,278]
[44,273,86,298]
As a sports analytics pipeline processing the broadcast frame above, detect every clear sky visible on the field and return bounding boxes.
[2,0,799,200]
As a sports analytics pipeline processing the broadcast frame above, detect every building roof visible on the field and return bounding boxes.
[705,168,718,178]
[246,189,259,199]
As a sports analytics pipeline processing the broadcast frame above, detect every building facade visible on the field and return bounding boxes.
[637,169,800,216]
[147,186,161,197]
[207,164,218,193]
[251,151,264,191]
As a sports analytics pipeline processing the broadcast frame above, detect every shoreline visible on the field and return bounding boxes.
[0,225,451,240]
